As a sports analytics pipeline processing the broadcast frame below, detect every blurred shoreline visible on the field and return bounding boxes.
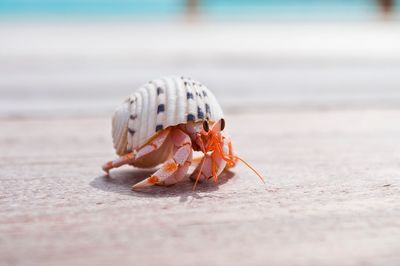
[1,20,400,118]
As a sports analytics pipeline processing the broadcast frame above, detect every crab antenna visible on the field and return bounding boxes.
[226,154,265,183]
[213,138,236,166]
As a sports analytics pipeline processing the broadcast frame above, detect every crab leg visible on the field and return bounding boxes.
[102,128,171,173]
[132,128,192,189]
[162,149,193,186]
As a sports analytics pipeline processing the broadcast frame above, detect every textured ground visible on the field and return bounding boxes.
[1,109,399,266]
[1,20,400,266]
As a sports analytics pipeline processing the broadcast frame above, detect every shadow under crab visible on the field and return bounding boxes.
[90,168,236,200]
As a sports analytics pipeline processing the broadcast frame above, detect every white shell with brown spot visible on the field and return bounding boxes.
[112,76,224,156]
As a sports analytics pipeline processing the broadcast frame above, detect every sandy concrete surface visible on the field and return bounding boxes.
[1,109,399,266]
[1,19,400,266]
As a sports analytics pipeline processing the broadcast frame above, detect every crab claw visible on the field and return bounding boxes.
[190,136,229,184]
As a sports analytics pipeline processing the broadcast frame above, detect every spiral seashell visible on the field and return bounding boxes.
[112,76,224,155]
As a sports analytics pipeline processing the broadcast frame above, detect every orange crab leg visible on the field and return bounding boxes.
[102,128,171,173]
[102,153,135,173]
[132,128,193,189]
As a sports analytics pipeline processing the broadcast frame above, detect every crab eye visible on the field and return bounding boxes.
[220,119,225,131]
[203,120,209,132]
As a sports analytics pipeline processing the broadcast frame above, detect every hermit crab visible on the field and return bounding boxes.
[102,76,263,189]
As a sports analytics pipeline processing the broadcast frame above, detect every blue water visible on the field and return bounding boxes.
[0,0,184,16]
[0,0,394,19]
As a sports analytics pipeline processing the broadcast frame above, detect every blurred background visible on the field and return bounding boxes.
[0,0,399,117]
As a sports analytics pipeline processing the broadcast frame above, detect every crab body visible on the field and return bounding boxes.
[103,76,237,189]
